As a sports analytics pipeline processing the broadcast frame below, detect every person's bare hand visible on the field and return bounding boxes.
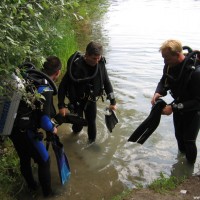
[52,127,58,134]
[151,93,162,105]
[59,108,69,116]
[109,104,117,111]
[162,105,173,115]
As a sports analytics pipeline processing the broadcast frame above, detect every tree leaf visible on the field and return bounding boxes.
[37,21,43,31]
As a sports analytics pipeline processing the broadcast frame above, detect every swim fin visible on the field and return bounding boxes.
[46,133,70,185]
[128,99,167,144]
[105,108,119,132]
[54,113,88,126]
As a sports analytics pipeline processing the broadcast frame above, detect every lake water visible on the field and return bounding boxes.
[46,0,200,200]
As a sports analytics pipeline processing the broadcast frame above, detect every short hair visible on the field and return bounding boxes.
[42,56,61,76]
[86,41,103,56]
[159,39,183,55]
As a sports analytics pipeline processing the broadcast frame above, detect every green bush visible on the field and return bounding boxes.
[0,139,23,199]
[0,0,81,94]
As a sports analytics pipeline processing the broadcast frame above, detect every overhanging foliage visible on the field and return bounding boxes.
[0,0,81,75]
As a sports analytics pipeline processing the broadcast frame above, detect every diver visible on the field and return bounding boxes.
[58,41,117,143]
[151,39,200,164]
[9,56,62,198]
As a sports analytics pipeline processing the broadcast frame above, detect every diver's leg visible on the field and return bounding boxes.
[9,129,38,190]
[20,157,38,190]
[173,113,185,153]
[85,101,97,142]
[27,130,53,197]
[183,111,200,164]
[72,104,84,133]
[38,158,52,196]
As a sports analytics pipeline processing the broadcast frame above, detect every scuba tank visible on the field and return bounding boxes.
[19,62,58,95]
[164,47,200,85]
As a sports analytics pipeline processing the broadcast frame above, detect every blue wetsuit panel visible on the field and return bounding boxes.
[27,130,49,162]
[40,115,54,132]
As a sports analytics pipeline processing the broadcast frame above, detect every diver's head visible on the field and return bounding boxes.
[42,56,62,81]
[159,40,185,67]
[84,41,103,67]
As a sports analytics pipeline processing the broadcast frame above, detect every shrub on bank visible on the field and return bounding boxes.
[0,139,23,199]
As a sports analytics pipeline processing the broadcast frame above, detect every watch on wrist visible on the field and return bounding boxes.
[177,103,184,110]
[172,103,184,111]
[172,103,177,110]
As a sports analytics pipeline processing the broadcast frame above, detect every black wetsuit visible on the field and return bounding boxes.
[10,85,56,196]
[155,57,200,163]
[58,54,116,142]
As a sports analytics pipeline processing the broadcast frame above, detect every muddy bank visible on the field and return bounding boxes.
[123,175,200,200]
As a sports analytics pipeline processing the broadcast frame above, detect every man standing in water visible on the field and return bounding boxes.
[151,39,200,164]
[10,56,61,198]
[58,41,117,143]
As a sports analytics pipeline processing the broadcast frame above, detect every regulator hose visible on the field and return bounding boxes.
[68,51,99,82]
[19,63,58,95]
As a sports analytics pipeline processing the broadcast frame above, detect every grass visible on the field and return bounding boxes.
[110,182,143,200]
[110,172,186,200]
[148,172,185,194]
[49,22,78,74]
[110,189,132,200]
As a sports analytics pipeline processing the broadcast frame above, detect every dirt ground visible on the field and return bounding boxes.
[124,175,200,200]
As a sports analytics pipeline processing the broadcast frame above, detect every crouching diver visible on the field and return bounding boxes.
[9,56,61,197]
[58,41,117,143]
[151,39,200,164]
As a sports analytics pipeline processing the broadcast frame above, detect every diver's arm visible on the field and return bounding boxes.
[151,67,168,105]
[58,72,68,109]
[151,81,166,105]
[155,73,168,95]
[174,69,200,112]
[151,93,163,105]
[58,79,69,116]
[103,70,114,95]
[105,80,116,106]
[40,90,57,133]
[101,62,116,107]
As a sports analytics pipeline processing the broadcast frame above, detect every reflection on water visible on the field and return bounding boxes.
[171,153,194,179]
[46,0,200,200]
